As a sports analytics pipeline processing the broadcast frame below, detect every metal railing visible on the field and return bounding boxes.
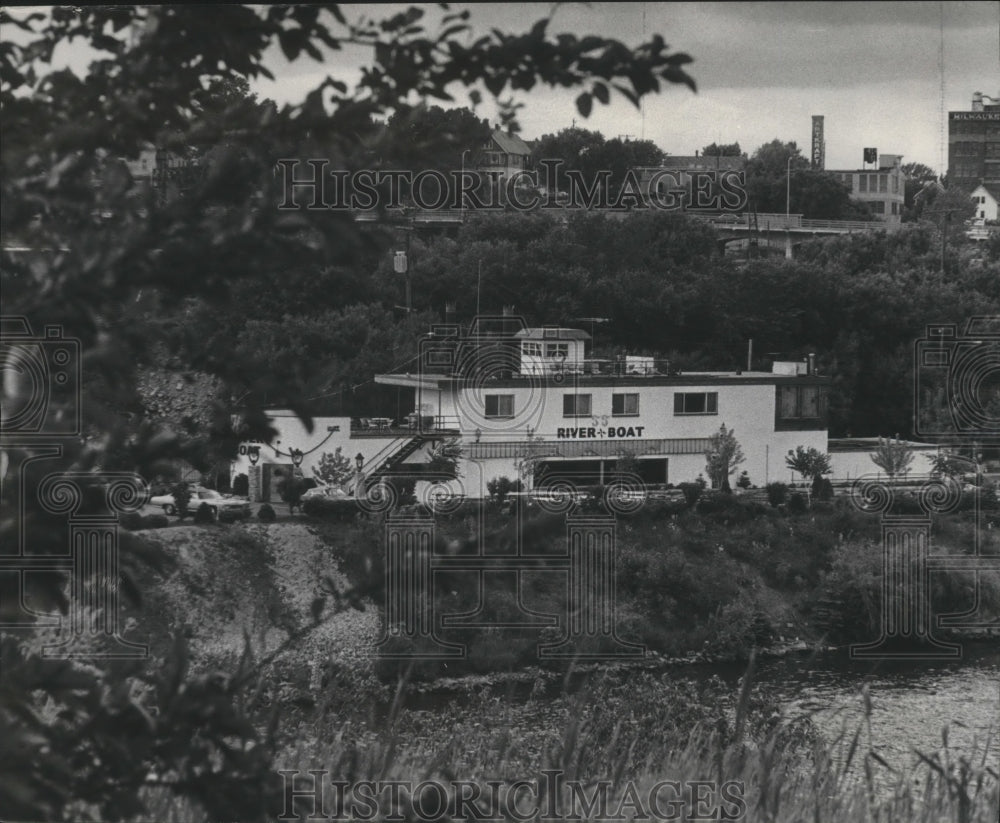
[694,212,886,233]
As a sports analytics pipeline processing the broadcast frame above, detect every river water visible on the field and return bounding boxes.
[711,642,1000,782]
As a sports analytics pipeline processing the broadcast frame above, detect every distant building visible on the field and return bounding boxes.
[477,128,533,179]
[657,153,747,173]
[827,154,906,225]
[969,183,999,222]
[948,91,1000,191]
[631,152,748,213]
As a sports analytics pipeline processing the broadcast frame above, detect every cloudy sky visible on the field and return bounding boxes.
[250,1,1000,173]
[7,3,998,173]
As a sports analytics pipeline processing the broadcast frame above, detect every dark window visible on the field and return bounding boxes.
[776,386,821,419]
[563,394,592,417]
[612,393,640,416]
[673,392,718,415]
[485,394,514,418]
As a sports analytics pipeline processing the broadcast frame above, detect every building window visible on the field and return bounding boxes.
[523,342,542,356]
[563,394,592,417]
[872,200,886,214]
[673,392,718,415]
[612,393,640,416]
[859,175,867,193]
[879,175,888,193]
[776,386,822,419]
[484,394,514,418]
[546,342,569,359]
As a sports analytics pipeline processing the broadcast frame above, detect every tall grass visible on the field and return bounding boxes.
[265,659,998,823]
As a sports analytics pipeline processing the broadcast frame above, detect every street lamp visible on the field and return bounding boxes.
[355,453,365,472]
[290,449,304,469]
[461,149,471,221]
[247,446,260,466]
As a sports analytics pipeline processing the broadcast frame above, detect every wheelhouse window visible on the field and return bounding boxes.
[563,394,592,417]
[612,393,640,416]
[777,385,821,419]
[775,385,826,430]
[673,392,718,415]
[546,342,569,359]
[523,342,542,356]
[484,394,514,418]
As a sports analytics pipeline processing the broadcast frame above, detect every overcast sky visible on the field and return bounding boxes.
[250,1,1000,173]
[7,3,999,173]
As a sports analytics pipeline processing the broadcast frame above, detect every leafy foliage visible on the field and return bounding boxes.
[486,475,523,504]
[704,424,745,491]
[170,481,192,519]
[1,5,701,821]
[312,447,355,487]
[870,435,915,478]
[785,445,832,481]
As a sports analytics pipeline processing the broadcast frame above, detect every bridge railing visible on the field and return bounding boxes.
[800,217,885,232]
[352,208,465,224]
[700,212,886,233]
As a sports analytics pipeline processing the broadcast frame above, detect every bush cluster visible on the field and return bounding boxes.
[301,497,360,522]
[119,513,170,531]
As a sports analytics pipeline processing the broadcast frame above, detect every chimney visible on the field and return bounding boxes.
[972,91,984,112]
[807,353,816,375]
[444,302,456,324]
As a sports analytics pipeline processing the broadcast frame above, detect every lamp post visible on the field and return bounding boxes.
[247,446,260,467]
[785,155,794,260]
[461,149,471,221]
[290,448,304,471]
[785,155,793,221]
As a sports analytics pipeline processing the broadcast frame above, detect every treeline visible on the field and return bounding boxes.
[167,208,1000,440]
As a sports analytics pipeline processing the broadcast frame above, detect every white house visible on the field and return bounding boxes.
[969,183,999,222]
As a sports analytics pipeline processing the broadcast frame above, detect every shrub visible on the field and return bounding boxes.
[171,481,192,519]
[486,476,522,504]
[193,502,215,524]
[385,477,417,506]
[811,476,834,501]
[787,492,808,513]
[277,474,309,512]
[766,482,788,507]
[231,473,249,497]
[302,497,360,522]
[141,514,169,529]
[119,512,144,531]
[258,503,276,522]
[678,482,703,507]
[736,470,752,489]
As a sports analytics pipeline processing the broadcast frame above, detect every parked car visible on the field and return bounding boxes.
[149,486,251,520]
[301,482,351,502]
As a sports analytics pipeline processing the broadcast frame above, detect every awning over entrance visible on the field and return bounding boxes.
[466,438,712,460]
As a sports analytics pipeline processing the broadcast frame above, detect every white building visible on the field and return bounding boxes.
[969,183,999,222]
[369,316,830,497]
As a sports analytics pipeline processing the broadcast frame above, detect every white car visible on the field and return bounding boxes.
[301,482,351,502]
[150,486,251,520]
